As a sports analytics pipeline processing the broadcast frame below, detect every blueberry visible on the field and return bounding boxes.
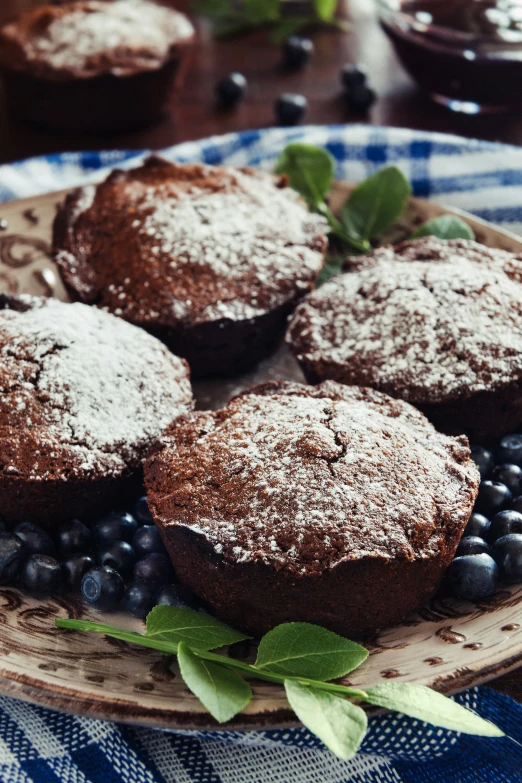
[97,541,136,577]
[132,525,164,557]
[492,464,522,496]
[345,84,377,112]
[56,519,91,557]
[469,445,494,480]
[81,566,124,611]
[0,532,26,584]
[475,481,512,514]
[497,434,522,466]
[340,63,369,89]
[62,554,94,589]
[94,511,138,544]
[491,510,522,541]
[133,496,153,526]
[275,93,307,126]
[216,72,247,107]
[156,583,201,610]
[133,553,175,584]
[456,536,490,557]
[13,522,55,556]
[22,554,61,594]
[511,495,522,514]
[464,512,491,540]
[492,534,522,582]
[445,554,498,600]
[123,579,160,619]
[283,35,314,69]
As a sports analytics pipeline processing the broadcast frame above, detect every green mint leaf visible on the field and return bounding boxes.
[178,641,252,723]
[365,683,504,737]
[275,143,335,211]
[244,0,279,22]
[341,166,412,241]
[146,606,251,651]
[313,0,337,21]
[255,622,368,680]
[409,214,475,241]
[285,680,367,759]
[317,254,344,286]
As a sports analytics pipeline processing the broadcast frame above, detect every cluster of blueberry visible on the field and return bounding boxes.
[216,38,376,126]
[446,434,522,602]
[0,498,200,620]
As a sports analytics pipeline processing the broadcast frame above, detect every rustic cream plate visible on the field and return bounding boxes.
[1,183,522,730]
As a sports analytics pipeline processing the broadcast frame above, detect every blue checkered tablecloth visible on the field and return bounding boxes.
[2,125,522,783]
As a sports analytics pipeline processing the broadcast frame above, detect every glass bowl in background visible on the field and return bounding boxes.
[377,0,522,113]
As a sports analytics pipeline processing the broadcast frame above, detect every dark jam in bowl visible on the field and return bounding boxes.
[379,0,522,112]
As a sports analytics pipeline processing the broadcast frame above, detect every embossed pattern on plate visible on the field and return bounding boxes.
[1,183,522,729]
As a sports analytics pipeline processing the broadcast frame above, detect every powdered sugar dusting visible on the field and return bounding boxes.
[147,382,478,575]
[134,170,327,322]
[288,240,522,403]
[3,0,194,77]
[0,296,192,481]
[58,162,328,326]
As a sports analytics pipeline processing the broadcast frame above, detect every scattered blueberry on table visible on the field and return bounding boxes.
[275,92,308,125]
[0,495,202,618]
[340,63,377,112]
[282,35,314,69]
[216,72,248,107]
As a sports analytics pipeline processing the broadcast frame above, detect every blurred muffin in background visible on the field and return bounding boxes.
[0,0,195,133]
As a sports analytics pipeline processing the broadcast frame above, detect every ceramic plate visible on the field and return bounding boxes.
[1,183,522,730]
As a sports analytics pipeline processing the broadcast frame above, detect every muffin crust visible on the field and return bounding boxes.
[53,157,328,376]
[288,238,522,441]
[0,294,193,524]
[145,381,479,636]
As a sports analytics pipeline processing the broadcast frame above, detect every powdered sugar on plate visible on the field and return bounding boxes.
[0,295,193,481]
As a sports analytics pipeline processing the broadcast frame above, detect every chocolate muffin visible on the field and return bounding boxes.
[288,237,522,443]
[0,0,195,133]
[0,294,192,526]
[53,156,328,378]
[145,381,479,638]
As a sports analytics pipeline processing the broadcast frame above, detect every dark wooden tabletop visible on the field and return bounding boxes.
[1,0,522,701]
[3,0,522,164]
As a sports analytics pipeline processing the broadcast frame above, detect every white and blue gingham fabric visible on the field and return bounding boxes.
[2,125,522,783]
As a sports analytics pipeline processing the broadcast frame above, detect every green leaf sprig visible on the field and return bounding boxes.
[275,143,412,253]
[275,142,476,271]
[192,0,348,41]
[410,214,475,241]
[56,606,503,760]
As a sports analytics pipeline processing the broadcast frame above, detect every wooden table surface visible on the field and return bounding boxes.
[1,0,522,701]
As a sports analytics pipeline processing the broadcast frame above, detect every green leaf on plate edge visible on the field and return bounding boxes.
[255,622,368,680]
[285,680,367,759]
[146,606,251,651]
[409,214,475,241]
[178,641,252,723]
